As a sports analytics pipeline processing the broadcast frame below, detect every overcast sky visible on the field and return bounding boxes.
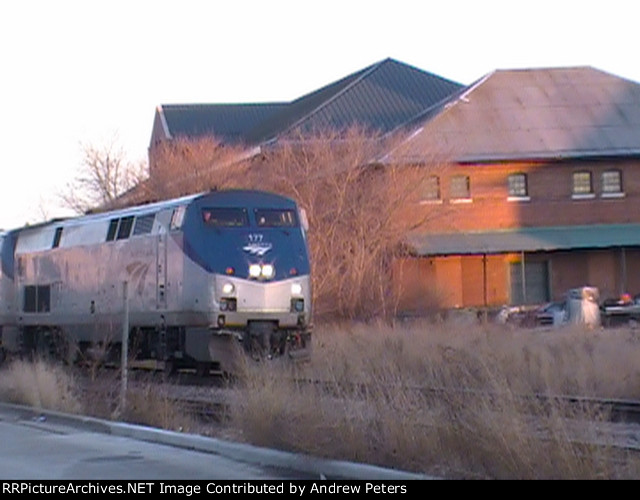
[1,0,638,229]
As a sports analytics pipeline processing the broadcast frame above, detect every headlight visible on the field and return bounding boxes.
[291,298,305,312]
[291,283,302,295]
[249,263,275,279]
[261,264,275,279]
[249,264,261,278]
[222,283,235,294]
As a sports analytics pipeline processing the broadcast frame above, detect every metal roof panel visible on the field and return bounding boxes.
[388,67,640,163]
[248,58,464,143]
[160,103,288,143]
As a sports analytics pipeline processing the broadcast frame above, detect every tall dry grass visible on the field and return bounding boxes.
[68,366,200,434]
[229,320,640,479]
[0,359,83,414]
[118,377,199,433]
[2,321,640,478]
[0,360,197,435]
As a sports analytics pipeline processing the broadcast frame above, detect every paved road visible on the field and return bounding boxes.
[0,403,431,480]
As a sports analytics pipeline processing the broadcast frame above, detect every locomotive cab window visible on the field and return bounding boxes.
[202,208,248,227]
[254,209,298,227]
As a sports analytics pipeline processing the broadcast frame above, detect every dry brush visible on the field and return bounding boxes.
[139,129,454,319]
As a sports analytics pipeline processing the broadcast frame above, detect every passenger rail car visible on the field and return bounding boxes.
[0,189,312,373]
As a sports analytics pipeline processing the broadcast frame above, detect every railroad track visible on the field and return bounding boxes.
[282,377,640,425]
[563,396,640,425]
[179,395,230,423]
[73,365,640,453]
[48,367,640,478]
[171,384,640,441]
[171,391,640,460]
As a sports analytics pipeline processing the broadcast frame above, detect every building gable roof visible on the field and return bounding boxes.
[151,58,464,149]
[154,103,288,144]
[387,67,640,163]
[246,58,464,144]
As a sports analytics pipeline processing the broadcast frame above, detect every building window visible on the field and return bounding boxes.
[572,171,594,198]
[508,173,528,199]
[420,175,441,202]
[450,175,471,201]
[602,170,623,197]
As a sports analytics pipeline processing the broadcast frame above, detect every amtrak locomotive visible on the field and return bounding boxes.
[0,189,312,373]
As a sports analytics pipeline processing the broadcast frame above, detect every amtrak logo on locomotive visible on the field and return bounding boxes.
[243,233,272,256]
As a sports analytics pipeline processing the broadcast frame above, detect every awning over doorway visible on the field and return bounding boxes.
[407,224,640,256]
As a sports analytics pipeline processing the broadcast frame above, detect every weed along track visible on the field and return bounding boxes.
[81,365,640,457]
[76,361,640,446]
[7,320,640,479]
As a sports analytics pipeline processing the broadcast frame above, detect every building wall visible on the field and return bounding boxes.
[548,252,590,301]
[548,249,629,303]
[148,110,169,171]
[409,159,640,233]
[393,248,638,311]
[393,254,510,311]
[391,157,640,312]
[391,258,436,311]
[624,249,640,294]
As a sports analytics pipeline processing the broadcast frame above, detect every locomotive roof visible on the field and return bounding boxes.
[5,189,297,234]
[6,189,301,254]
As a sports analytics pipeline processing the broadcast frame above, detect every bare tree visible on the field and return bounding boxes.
[146,136,254,200]
[59,140,148,214]
[251,127,452,319]
[120,128,453,320]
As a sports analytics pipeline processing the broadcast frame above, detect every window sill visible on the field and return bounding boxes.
[419,199,443,205]
[450,198,473,204]
[571,193,596,200]
[601,192,625,199]
[507,196,530,202]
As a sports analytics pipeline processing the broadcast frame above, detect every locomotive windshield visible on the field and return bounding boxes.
[202,208,248,227]
[254,209,298,227]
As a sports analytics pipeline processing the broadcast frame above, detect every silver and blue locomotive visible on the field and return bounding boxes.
[0,189,312,373]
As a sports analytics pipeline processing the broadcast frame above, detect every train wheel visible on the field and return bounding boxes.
[23,328,55,362]
[165,359,177,375]
[161,359,178,381]
[196,362,210,377]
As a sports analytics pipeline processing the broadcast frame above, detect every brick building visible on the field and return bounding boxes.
[386,67,640,310]
[145,60,640,312]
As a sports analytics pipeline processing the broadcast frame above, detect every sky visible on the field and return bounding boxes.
[1,0,638,230]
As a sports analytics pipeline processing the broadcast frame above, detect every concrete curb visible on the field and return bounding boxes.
[0,402,436,480]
